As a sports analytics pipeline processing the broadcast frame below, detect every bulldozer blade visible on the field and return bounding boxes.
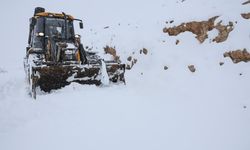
[31,63,125,92]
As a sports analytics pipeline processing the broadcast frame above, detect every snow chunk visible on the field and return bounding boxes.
[101,60,110,86]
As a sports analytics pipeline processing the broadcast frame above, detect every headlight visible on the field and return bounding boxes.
[38,32,44,36]
[75,34,80,38]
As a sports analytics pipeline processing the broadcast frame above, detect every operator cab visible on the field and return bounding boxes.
[30,13,78,49]
[27,7,86,63]
[28,7,83,48]
[45,18,74,40]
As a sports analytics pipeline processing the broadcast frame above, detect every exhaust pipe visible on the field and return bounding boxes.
[34,7,45,16]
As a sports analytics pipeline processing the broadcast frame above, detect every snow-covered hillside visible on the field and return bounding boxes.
[0,0,250,150]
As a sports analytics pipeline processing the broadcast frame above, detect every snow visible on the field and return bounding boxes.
[101,60,110,86]
[0,0,250,150]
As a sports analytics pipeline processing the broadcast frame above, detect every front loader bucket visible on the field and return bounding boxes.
[31,63,125,93]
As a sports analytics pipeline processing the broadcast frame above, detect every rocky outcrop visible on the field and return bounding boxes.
[241,13,250,19]
[224,49,250,63]
[163,16,218,43]
[163,16,234,43]
[213,21,234,43]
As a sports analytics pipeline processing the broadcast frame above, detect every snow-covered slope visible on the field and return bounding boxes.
[0,0,250,150]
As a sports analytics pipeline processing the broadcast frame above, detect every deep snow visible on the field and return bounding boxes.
[0,0,250,150]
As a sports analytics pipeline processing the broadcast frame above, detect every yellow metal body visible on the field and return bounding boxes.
[35,12,75,20]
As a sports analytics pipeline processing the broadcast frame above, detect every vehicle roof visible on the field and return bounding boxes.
[35,12,75,20]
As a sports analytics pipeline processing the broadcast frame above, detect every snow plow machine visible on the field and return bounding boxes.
[24,7,125,99]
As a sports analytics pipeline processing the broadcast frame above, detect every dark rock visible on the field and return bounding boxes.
[219,62,224,66]
[188,65,196,73]
[176,39,180,45]
[164,66,168,70]
[142,48,148,55]
[127,56,132,61]
[241,13,250,19]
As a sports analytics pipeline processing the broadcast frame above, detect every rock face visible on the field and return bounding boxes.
[176,40,180,45]
[104,46,120,62]
[163,16,234,43]
[188,65,196,73]
[163,16,218,43]
[241,13,250,19]
[224,49,250,63]
[213,21,234,43]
